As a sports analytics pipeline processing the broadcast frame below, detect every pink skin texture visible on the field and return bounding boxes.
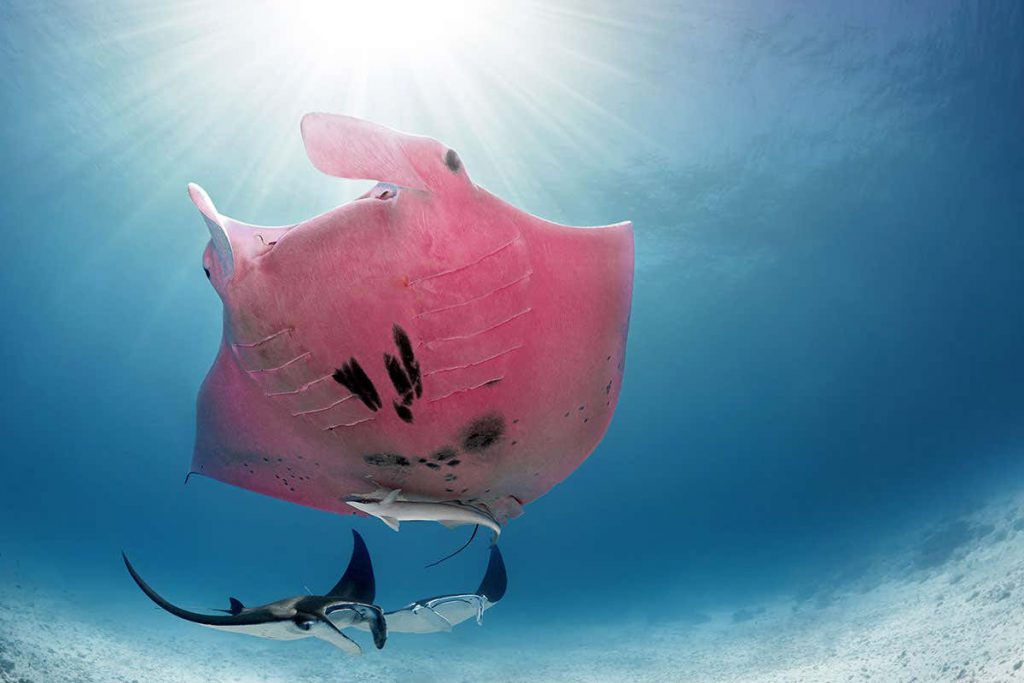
[189,113,634,525]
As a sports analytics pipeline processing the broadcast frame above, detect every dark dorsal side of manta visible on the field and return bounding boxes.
[475,542,507,603]
[122,530,385,654]
[325,527,375,602]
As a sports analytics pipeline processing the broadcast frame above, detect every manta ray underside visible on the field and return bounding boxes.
[123,530,386,655]
[124,532,508,652]
[189,113,634,528]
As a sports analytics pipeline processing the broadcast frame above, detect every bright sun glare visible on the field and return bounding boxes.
[277,0,494,65]
[126,0,652,216]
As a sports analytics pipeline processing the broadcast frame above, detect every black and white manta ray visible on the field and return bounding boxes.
[357,544,507,635]
[122,530,386,655]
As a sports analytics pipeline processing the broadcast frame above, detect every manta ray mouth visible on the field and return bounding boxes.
[192,179,401,266]
[263,181,400,248]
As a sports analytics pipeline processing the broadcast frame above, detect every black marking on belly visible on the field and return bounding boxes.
[433,447,457,461]
[426,462,441,470]
[363,453,410,467]
[462,414,505,452]
[393,401,414,423]
[393,325,422,397]
[447,459,461,467]
[385,353,413,395]
[333,359,382,411]
[384,324,423,422]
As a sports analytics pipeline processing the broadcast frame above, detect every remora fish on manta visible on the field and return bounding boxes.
[188,112,634,530]
[122,530,386,655]
[344,488,501,536]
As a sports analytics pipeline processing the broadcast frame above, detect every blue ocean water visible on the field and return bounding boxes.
[1,1,1023,680]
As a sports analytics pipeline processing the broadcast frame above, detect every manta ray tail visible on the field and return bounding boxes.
[425,525,479,568]
[476,545,508,603]
[325,530,376,603]
[122,552,243,626]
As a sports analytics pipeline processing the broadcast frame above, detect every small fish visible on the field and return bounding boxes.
[345,488,502,537]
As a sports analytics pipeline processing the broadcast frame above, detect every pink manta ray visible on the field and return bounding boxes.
[188,113,633,526]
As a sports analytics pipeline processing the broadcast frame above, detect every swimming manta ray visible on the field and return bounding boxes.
[123,530,386,655]
[188,112,634,529]
[353,544,507,635]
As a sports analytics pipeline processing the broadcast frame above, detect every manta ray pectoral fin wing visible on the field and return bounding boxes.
[439,520,464,529]
[476,545,508,604]
[228,597,245,615]
[380,516,400,532]
[326,530,376,604]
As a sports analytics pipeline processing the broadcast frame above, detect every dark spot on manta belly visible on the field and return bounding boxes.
[447,459,461,467]
[393,401,414,423]
[385,354,413,396]
[385,324,422,422]
[392,325,422,397]
[363,453,410,467]
[333,358,382,411]
[433,447,457,461]
[462,414,505,452]
[425,462,441,470]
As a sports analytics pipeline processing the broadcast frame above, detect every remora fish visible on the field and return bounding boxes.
[345,488,501,537]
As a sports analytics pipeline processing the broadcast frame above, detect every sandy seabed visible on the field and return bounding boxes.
[3,494,1024,683]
